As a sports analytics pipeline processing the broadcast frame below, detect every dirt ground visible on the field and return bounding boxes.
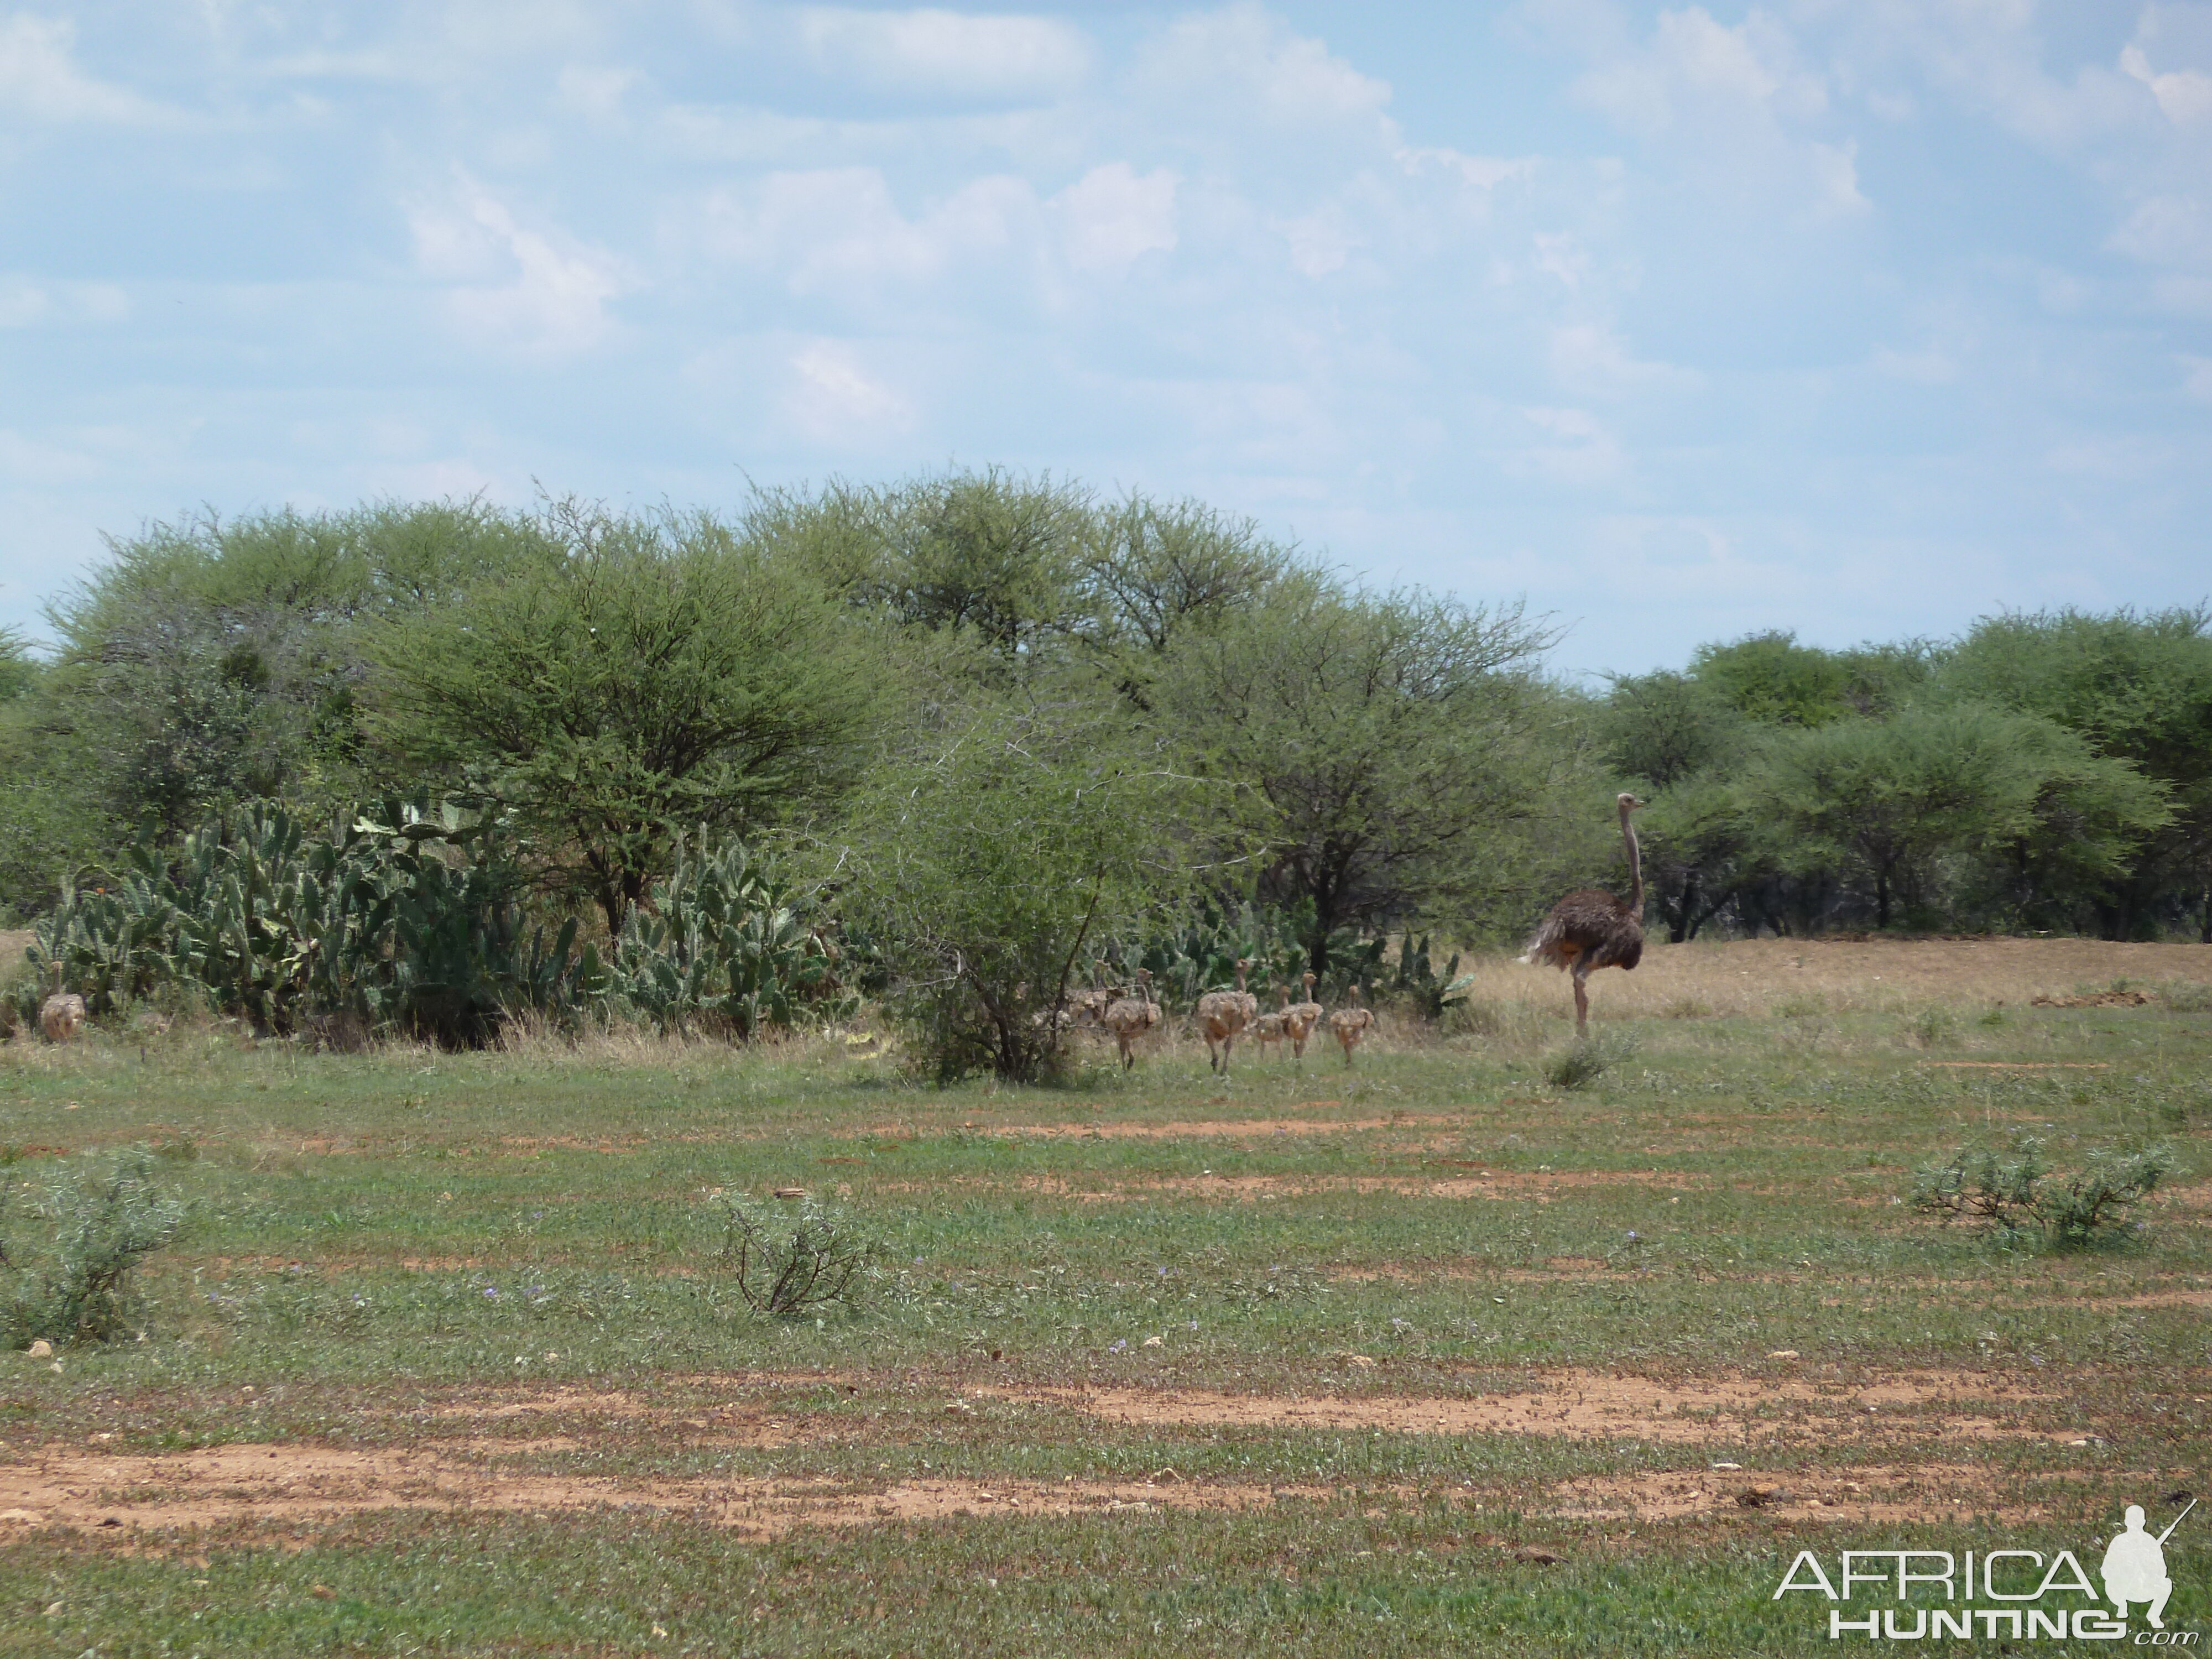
[0,1365,2105,1538]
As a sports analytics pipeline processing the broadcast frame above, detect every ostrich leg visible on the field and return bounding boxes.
[1572,966,1591,1035]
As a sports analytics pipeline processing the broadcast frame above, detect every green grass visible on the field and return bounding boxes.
[1,988,2208,1654]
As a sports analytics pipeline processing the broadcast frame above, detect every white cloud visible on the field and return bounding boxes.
[2109,193,2212,272]
[693,168,1032,291]
[0,278,48,328]
[1810,139,1870,216]
[1872,345,1957,385]
[794,7,1092,100]
[785,340,914,443]
[1139,3,1391,128]
[0,14,169,123]
[1572,6,1824,138]
[1508,405,1625,484]
[1551,323,1697,397]
[1397,146,1536,200]
[409,175,631,354]
[557,64,641,124]
[1051,163,1177,276]
[0,429,97,483]
[2121,43,2212,124]
[1280,210,1354,278]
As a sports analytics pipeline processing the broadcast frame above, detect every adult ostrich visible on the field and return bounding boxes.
[1521,792,1647,1034]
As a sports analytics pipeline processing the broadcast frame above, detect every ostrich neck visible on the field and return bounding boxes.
[1621,806,1644,921]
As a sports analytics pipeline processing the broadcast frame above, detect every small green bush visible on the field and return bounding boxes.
[1,1149,185,1346]
[2160,981,2212,1014]
[1907,1006,1954,1048]
[716,1194,881,1317]
[1543,1034,1634,1091]
[1911,1137,2174,1249]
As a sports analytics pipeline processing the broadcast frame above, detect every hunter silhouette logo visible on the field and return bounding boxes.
[2106,1500,2191,1631]
[1773,1495,2197,1642]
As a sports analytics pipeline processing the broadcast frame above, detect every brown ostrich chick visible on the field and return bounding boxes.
[1102,969,1162,1070]
[1195,958,1256,1074]
[1284,971,1323,1062]
[1327,984,1374,1066]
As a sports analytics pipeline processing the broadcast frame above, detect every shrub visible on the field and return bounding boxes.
[841,698,1198,1082]
[605,834,853,1039]
[1,1148,185,1346]
[1907,1006,1954,1048]
[716,1194,880,1317]
[1912,1137,2175,1248]
[1543,1034,1634,1091]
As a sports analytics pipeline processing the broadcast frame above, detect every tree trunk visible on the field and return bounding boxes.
[1668,867,1702,945]
[1875,868,1891,931]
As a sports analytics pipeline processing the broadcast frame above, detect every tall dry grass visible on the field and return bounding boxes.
[1451,936,2212,1028]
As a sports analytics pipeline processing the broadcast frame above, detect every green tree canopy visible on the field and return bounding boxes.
[40,500,545,839]
[1937,607,2212,936]
[1744,703,2167,930]
[836,696,1199,1082]
[371,502,880,934]
[1690,631,1929,727]
[1155,587,1564,973]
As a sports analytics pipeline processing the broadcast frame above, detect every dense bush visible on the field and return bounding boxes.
[1911,1138,2176,1249]
[7,477,2209,1037]
[1,1148,185,1348]
[25,802,841,1048]
[605,834,852,1038]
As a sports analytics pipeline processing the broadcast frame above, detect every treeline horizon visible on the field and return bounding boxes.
[2,470,2208,971]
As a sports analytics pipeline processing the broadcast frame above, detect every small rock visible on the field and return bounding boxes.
[42,1600,61,1618]
[25,1340,51,1359]
[1710,1462,1743,1472]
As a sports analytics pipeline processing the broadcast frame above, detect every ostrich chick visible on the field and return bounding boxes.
[1284,971,1323,1062]
[1252,986,1291,1060]
[1102,970,1162,1070]
[1327,984,1374,1066]
[1195,958,1256,1074]
[1522,792,1647,1034]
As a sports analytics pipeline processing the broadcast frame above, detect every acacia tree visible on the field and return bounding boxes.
[372,502,879,935]
[1155,587,1564,975]
[1938,608,2212,938]
[837,697,1198,1082]
[1743,704,2166,930]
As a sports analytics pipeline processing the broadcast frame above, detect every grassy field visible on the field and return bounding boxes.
[1,936,2208,1656]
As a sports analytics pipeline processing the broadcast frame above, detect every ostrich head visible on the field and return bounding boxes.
[1616,792,1646,812]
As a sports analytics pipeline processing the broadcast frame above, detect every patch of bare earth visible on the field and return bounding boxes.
[1002,1369,2070,1446]
[989,1113,1461,1141]
[878,1171,1705,1203]
[0,1444,1328,1537]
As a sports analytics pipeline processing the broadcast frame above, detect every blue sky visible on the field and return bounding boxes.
[3,2,2208,676]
